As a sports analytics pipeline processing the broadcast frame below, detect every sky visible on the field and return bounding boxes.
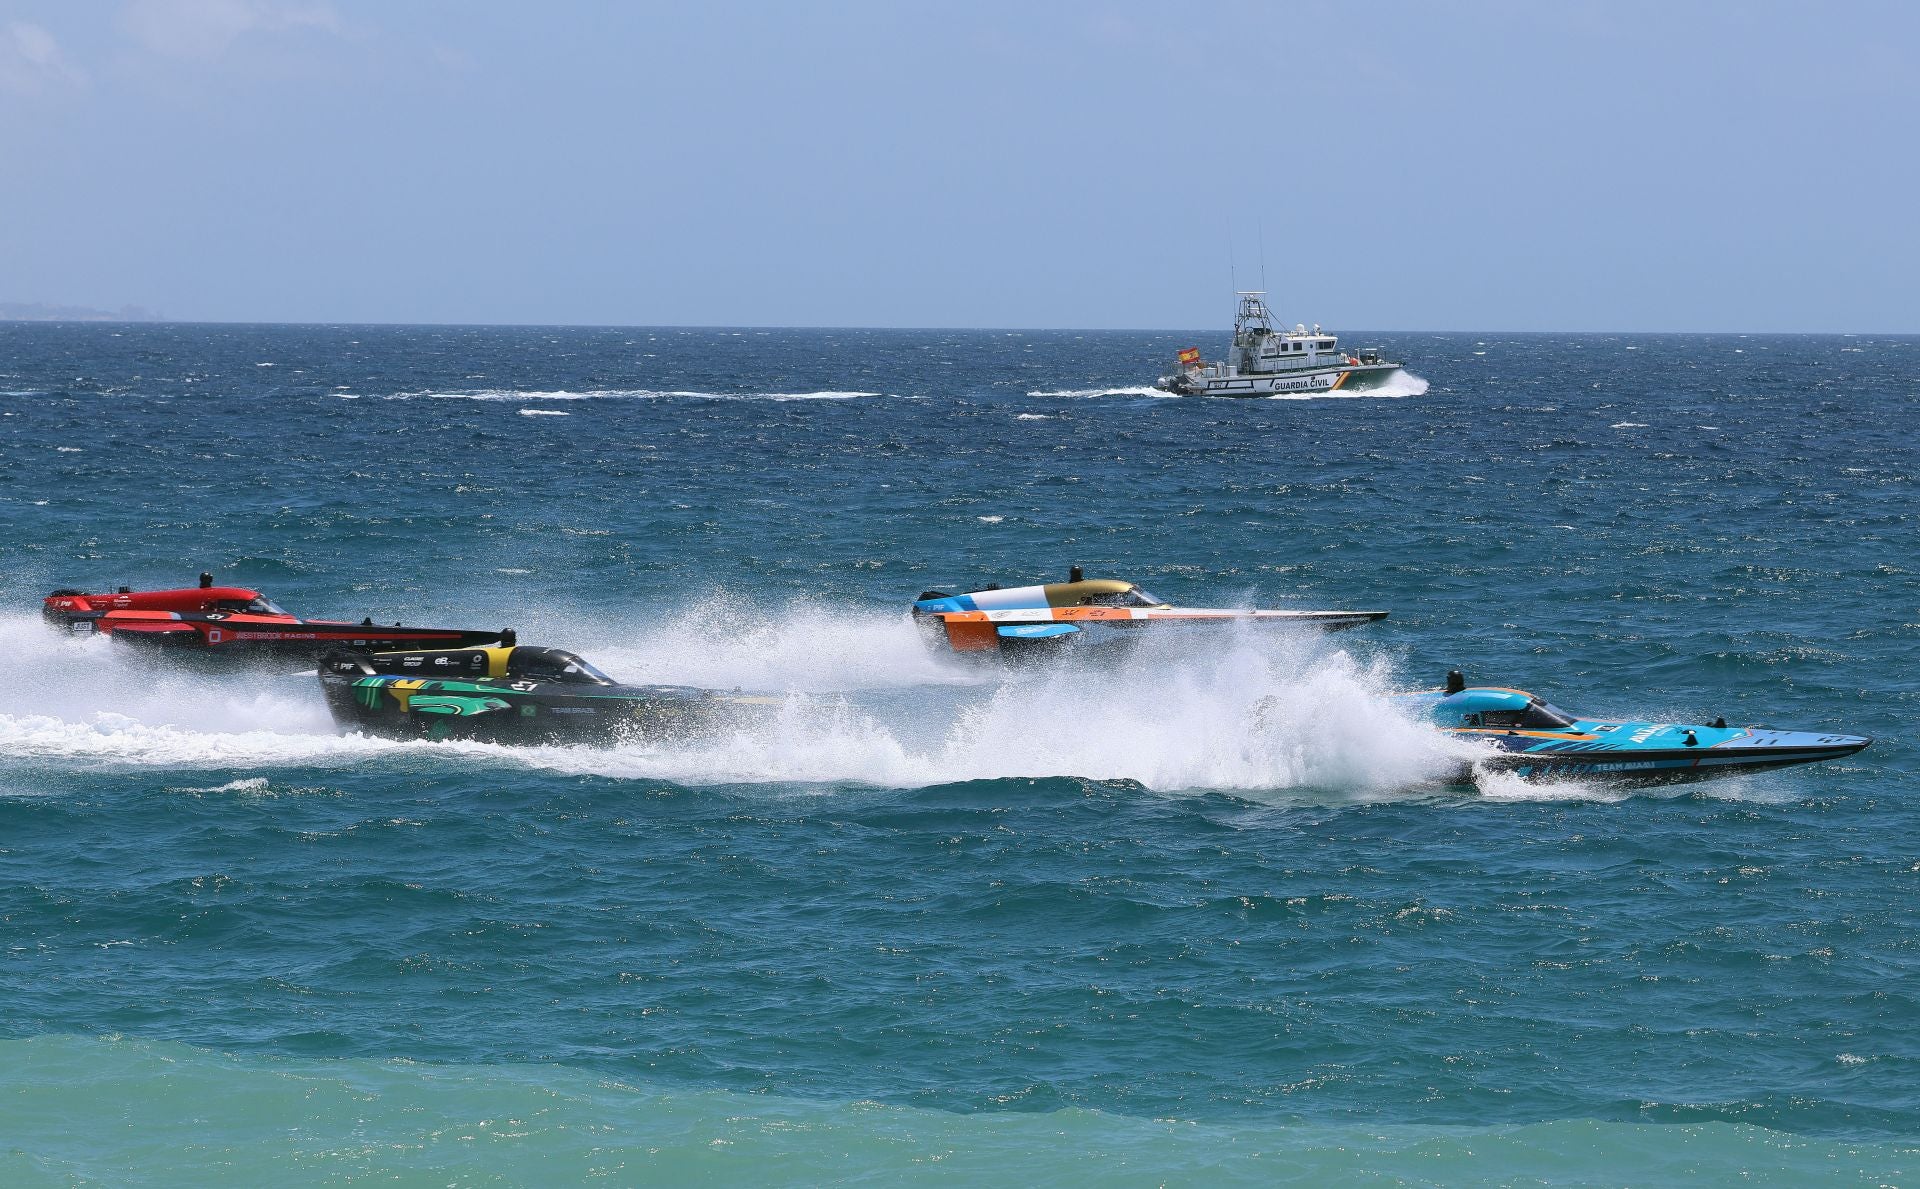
[1,0,1916,331]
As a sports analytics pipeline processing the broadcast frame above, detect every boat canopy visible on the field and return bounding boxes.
[505,647,615,686]
[1431,689,1578,729]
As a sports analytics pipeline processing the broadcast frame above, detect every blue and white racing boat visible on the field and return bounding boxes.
[1411,672,1871,782]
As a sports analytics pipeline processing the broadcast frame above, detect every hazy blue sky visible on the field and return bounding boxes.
[2,1,1915,330]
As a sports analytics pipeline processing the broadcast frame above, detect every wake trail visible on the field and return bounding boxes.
[0,610,1488,796]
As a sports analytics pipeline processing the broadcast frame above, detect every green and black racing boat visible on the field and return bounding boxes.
[318,640,778,744]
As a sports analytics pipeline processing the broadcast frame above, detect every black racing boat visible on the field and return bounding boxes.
[318,643,778,744]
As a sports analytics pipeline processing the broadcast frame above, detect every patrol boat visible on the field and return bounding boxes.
[1156,292,1404,397]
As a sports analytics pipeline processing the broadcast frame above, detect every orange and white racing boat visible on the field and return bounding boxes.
[911,568,1386,660]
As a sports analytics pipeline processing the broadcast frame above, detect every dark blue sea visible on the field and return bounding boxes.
[0,323,1914,1183]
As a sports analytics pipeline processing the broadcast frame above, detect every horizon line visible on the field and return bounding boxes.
[1,316,1913,337]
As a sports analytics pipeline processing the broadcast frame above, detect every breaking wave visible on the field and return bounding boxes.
[1266,370,1431,400]
[1377,370,1431,397]
[1027,386,1172,398]
[382,388,881,402]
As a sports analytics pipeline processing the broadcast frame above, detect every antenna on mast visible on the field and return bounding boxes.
[1226,216,1237,294]
[1257,217,1268,294]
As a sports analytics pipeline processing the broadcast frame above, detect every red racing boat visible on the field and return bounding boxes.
[43,573,506,660]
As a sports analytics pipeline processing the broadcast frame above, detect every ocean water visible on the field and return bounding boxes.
[0,323,1914,1184]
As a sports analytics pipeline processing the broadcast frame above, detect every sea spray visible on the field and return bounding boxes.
[0,614,333,738]
[558,591,972,693]
[0,606,1476,795]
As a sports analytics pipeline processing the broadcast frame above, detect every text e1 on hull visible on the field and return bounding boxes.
[1157,292,1403,397]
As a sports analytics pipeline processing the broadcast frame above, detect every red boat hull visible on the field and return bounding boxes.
[43,584,503,659]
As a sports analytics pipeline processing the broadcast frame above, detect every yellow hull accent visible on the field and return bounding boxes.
[480,646,515,678]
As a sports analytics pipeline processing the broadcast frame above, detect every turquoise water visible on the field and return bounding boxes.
[0,324,1915,1182]
[4,1037,1910,1186]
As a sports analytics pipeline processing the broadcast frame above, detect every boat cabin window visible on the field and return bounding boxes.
[1464,701,1576,729]
[214,597,288,615]
[1075,587,1159,610]
[506,648,615,685]
[1080,586,1165,609]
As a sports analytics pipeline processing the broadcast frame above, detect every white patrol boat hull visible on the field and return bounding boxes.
[1158,360,1403,397]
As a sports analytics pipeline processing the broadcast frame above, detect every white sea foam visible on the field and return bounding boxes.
[5,607,1794,802]
[385,388,879,403]
[446,630,1476,795]
[535,595,970,694]
[1470,764,1791,805]
[1369,370,1430,397]
[181,777,271,794]
[0,616,354,774]
[1027,386,1171,398]
[1471,768,1633,804]
[0,608,1480,796]
[517,409,570,416]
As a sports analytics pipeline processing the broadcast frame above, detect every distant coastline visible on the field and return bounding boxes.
[0,301,163,323]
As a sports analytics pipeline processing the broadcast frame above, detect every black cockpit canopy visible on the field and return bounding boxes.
[323,644,617,685]
[505,647,614,685]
